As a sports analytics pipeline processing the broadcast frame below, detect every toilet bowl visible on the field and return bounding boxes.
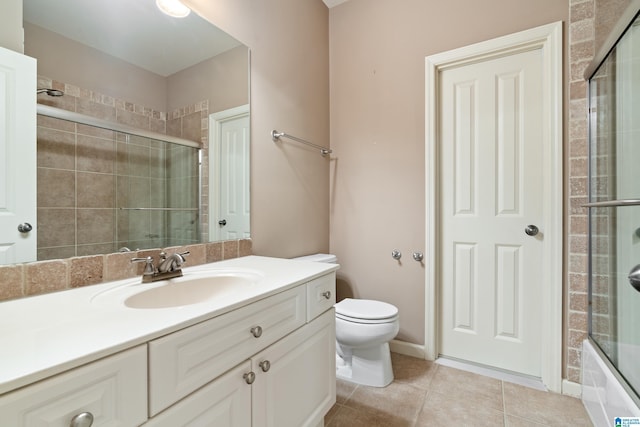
[293,253,400,387]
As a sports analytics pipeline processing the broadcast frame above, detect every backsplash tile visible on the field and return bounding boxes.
[25,260,68,296]
[70,256,104,287]
[0,265,24,300]
[0,239,252,302]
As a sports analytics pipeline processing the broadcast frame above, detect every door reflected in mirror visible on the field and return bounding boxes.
[22,0,250,261]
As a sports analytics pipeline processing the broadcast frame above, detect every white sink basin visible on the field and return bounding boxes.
[91,269,264,309]
[125,272,262,309]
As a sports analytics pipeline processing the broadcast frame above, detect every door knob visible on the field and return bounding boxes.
[218,219,227,226]
[524,225,539,236]
[18,223,33,233]
[628,264,640,292]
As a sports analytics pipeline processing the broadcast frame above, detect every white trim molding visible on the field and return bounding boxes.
[389,340,427,359]
[424,21,563,392]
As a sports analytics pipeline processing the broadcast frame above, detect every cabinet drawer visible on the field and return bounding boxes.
[0,346,147,427]
[306,273,336,321]
[148,285,306,415]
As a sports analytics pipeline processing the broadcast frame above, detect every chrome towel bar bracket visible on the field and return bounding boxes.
[271,130,332,156]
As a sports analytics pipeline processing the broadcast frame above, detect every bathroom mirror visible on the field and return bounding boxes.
[22,0,250,261]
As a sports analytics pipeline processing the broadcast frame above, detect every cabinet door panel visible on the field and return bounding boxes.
[145,361,251,427]
[253,309,336,427]
[149,286,306,415]
[0,346,147,427]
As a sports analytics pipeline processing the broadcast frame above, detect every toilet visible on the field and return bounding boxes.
[293,253,400,387]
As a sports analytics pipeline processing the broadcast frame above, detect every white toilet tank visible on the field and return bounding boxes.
[293,253,337,264]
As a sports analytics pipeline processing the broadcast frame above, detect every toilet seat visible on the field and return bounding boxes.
[335,298,398,324]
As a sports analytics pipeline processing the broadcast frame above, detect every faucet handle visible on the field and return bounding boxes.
[131,256,155,276]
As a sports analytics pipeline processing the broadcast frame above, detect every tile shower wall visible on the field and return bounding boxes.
[36,76,207,260]
[567,0,631,383]
[568,0,596,384]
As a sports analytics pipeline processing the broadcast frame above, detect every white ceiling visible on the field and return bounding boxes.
[23,0,242,76]
[323,0,350,8]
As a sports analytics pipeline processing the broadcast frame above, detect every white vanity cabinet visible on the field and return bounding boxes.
[0,263,337,427]
[146,273,336,427]
[0,345,147,427]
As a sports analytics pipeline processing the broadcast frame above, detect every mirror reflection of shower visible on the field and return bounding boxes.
[36,88,64,97]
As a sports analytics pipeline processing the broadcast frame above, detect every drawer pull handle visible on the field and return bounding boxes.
[70,412,94,427]
[244,371,256,384]
[250,326,263,338]
[259,360,271,372]
[322,291,331,299]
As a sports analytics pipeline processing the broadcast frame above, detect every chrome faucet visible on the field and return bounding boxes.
[158,251,187,273]
[131,251,190,283]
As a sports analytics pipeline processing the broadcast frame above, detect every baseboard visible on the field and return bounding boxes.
[389,339,426,359]
[562,379,582,398]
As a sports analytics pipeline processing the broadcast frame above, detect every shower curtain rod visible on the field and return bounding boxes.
[36,104,201,149]
[271,129,332,156]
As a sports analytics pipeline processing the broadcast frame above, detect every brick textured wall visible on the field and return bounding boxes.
[567,0,595,384]
[567,0,631,384]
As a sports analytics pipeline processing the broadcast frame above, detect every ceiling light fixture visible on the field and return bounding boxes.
[156,0,191,18]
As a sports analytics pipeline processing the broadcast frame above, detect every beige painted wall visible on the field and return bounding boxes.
[0,0,22,53]
[184,0,330,258]
[24,23,168,111]
[167,45,248,114]
[329,0,568,344]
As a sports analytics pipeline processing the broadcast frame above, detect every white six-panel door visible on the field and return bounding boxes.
[0,47,37,264]
[209,106,250,242]
[426,22,563,391]
[439,49,544,376]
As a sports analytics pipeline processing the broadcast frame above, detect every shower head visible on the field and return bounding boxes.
[36,88,64,97]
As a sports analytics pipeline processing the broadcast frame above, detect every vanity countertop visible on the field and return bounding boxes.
[0,255,339,395]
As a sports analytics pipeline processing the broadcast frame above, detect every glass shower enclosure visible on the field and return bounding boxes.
[587,13,640,404]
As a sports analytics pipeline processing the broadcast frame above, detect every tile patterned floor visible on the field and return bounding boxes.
[325,353,593,427]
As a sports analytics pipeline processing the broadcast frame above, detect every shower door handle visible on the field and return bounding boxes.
[628,264,640,292]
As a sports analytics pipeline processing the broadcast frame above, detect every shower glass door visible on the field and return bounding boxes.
[588,15,640,400]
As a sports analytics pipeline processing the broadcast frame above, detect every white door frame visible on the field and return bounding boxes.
[425,22,563,392]
[209,104,250,241]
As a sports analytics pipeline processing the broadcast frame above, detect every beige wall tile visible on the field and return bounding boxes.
[0,265,24,301]
[223,240,239,259]
[37,169,76,208]
[25,260,69,295]
[69,256,104,287]
[206,242,223,263]
[104,252,138,281]
[76,172,115,208]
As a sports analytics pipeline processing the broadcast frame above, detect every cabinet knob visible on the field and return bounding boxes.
[250,326,263,338]
[69,412,94,427]
[243,371,256,384]
[321,291,331,300]
[259,360,271,372]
